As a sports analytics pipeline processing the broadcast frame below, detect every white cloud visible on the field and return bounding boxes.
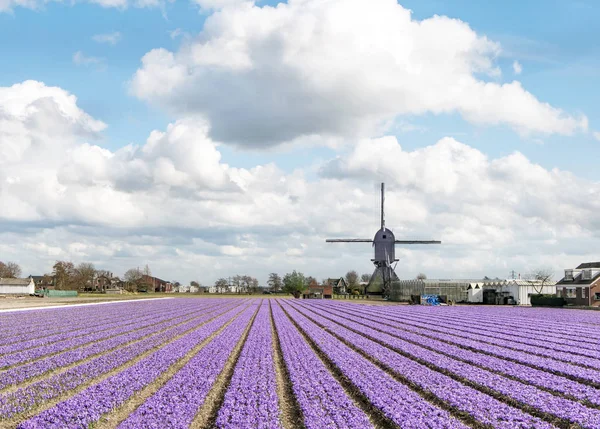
[593,131,600,142]
[130,0,587,147]
[1,80,599,285]
[92,31,122,45]
[73,51,106,70]
[513,60,522,75]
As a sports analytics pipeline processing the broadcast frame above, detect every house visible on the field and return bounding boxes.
[302,280,333,299]
[326,277,348,294]
[556,262,600,307]
[141,275,173,293]
[30,275,55,290]
[0,278,35,295]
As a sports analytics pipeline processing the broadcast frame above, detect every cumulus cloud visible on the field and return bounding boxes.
[92,31,122,45]
[513,60,523,75]
[1,80,599,284]
[130,0,587,147]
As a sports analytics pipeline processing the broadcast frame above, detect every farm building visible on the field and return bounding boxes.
[0,277,35,295]
[468,279,555,305]
[302,280,333,299]
[326,277,348,294]
[556,262,600,306]
[390,279,476,303]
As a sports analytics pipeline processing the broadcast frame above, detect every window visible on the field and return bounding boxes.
[582,269,592,280]
[382,235,387,239]
[595,293,600,301]
[582,288,588,298]
[564,270,573,281]
[566,288,576,298]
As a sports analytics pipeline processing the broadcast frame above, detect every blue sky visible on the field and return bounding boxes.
[1,0,599,283]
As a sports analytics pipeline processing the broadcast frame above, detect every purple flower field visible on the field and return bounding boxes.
[0,298,599,428]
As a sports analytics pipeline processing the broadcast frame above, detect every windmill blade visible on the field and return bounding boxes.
[325,239,373,242]
[394,240,441,244]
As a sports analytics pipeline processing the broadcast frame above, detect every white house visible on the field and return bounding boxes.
[0,278,35,295]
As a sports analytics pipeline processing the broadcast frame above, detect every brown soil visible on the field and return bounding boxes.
[269,300,305,429]
[190,303,260,429]
[2,303,242,427]
[275,300,397,429]
[96,303,250,429]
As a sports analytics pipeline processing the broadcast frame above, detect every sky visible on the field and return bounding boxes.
[1,0,599,285]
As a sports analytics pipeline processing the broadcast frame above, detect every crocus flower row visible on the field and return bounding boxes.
[279,302,470,429]
[0,301,217,371]
[0,300,209,358]
[0,300,186,342]
[387,305,599,343]
[370,304,600,354]
[320,302,600,385]
[0,300,237,398]
[117,304,258,429]
[297,302,598,428]
[16,303,248,429]
[215,301,282,429]
[313,302,600,402]
[330,303,600,401]
[343,304,600,363]
[271,302,372,429]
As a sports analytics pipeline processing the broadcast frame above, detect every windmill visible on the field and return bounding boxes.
[326,183,441,298]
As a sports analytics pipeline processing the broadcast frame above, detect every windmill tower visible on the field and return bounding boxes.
[326,183,441,298]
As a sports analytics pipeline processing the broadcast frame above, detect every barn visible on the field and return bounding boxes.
[0,277,35,295]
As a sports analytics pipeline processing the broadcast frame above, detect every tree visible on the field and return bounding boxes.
[190,281,200,287]
[214,278,228,293]
[416,273,427,280]
[346,270,359,290]
[283,270,307,298]
[0,261,22,278]
[124,268,143,292]
[267,273,282,292]
[53,261,76,290]
[75,262,96,291]
[526,268,554,294]
[360,273,371,283]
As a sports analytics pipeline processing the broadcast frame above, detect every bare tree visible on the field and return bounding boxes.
[345,270,359,290]
[190,281,200,288]
[75,262,96,292]
[267,273,282,292]
[53,261,76,290]
[416,273,427,280]
[526,268,554,294]
[0,261,22,278]
[124,268,143,292]
[360,273,371,283]
[214,278,228,292]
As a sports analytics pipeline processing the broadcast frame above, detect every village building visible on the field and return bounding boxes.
[141,275,173,293]
[556,262,600,307]
[0,277,35,295]
[325,277,348,294]
[302,280,333,299]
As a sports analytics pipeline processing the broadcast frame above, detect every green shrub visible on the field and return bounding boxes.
[530,294,565,307]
